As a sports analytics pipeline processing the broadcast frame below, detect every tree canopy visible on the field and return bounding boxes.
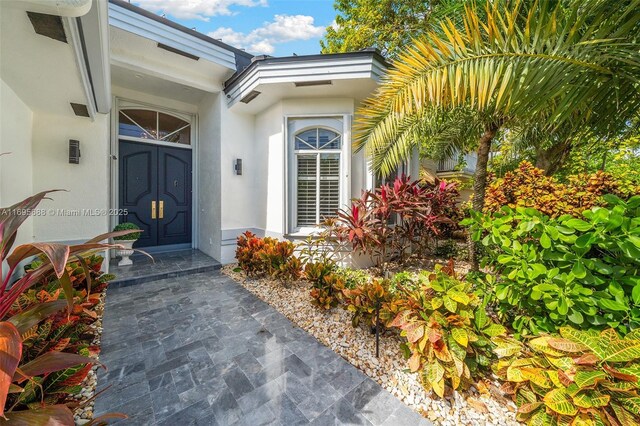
[321,0,468,59]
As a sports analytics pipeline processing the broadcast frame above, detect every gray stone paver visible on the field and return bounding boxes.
[95,272,429,425]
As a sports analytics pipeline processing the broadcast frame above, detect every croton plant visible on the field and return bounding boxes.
[389,261,506,397]
[0,190,138,424]
[495,327,640,425]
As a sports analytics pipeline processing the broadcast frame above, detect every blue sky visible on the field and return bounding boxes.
[132,0,337,57]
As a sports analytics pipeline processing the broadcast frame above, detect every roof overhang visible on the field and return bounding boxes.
[0,0,110,118]
[223,50,389,113]
[74,0,111,113]
[108,0,252,72]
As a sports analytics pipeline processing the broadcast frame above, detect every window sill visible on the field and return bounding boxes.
[285,228,325,239]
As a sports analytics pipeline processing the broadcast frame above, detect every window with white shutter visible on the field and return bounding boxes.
[294,128,342,227]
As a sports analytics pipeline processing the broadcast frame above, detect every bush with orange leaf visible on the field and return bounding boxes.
[484,161,638,217]
[235,231,302,283]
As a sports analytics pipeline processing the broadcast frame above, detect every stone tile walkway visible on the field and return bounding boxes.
[94,272,429,425]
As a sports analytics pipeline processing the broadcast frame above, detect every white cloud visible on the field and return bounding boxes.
[209,15,325,55]
[134,0,268,21]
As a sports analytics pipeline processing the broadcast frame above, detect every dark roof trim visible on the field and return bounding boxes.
[224,49,390,93]
[108,0,253,69]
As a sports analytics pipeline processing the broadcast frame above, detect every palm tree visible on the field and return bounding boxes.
[354,0,640,212]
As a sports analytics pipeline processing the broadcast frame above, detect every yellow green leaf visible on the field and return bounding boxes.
[573,391,610,409]
[621,397,640,415]
[483,323,507,337]
[426,360,445,385]
[611,403,636,426]
[574,370,606,388]
[451,328,468,347]
[493,337,522,358]
[432,378,445,398]
[560,328,605,359]
[547,357,575,370]
[530,336,568,357]
[602,340,640,362]
[543,388,578,416]
[431,297,443,310]
[547,337,588,353]
[448,291,470,305]
[443,296,457,313]
[521,367,552,388]
[408,352,421,372]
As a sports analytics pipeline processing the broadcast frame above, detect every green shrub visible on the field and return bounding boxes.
[333,267,370,289]
[112,222,141,240]
[465,195,640,335]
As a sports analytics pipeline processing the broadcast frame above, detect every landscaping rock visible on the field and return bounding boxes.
[73,292,106,425]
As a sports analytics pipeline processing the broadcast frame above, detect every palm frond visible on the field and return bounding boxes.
[355,0,640,176]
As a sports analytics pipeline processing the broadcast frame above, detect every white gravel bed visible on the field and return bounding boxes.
[223,265,520,426]
[73,291,106,426]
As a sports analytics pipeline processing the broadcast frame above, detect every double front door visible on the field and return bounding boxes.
[119,140,192,248]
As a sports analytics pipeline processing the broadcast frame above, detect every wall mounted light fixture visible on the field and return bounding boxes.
[69,140,81,164]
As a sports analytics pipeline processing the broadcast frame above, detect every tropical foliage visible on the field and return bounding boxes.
[466,195,640,335]
[353,0,640,215]
[332,176,460,267]
[484,161,639,218]
[6,256,112,412]
[235,231,302,283]
[0,191,135,423]
[305,261,341,310]
[495,327,640,425]
[339,278,393,328]
[389,262,506,397]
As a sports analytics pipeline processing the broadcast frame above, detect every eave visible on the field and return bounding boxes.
[108,0,253,72]
[223,50,389,109]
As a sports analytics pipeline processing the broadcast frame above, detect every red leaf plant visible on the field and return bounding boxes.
[0,191,133,423]
[332,176,461,268]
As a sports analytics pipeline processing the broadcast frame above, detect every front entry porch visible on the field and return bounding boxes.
[109,249,221,288]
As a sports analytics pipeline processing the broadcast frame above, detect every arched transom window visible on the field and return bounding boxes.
[294,127,342,226]
[118,108,191,145]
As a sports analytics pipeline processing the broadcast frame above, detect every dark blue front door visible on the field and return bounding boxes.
[119,140,192,248]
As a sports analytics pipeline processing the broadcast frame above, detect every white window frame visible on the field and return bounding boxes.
[286,115,351,235]
[117,102,193,150]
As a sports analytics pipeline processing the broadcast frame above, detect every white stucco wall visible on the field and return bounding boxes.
[197,92,222,260]
[217,97,260,263]
[256,101,285,236]
[0,78,34,246]
[220,100,257,230]
[31,112,110,242]
[217,97,367,263]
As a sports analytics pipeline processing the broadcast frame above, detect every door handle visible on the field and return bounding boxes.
[151,200,156,219]
[159,200,164,219]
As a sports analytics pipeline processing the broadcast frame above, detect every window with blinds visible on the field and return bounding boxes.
[294,128,342,227]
